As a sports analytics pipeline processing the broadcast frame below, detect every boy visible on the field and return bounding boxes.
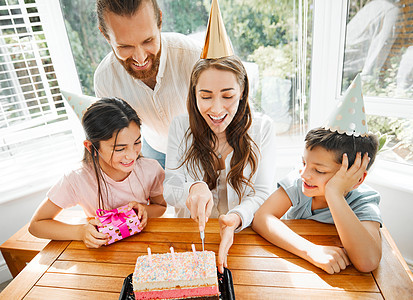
[252,74,382,274]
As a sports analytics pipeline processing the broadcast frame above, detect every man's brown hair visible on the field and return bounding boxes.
[96,0,161,39]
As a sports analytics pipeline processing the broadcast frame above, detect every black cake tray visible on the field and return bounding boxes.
[119,267,235,300]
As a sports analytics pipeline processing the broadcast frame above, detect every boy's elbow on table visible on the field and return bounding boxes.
[252,208,270,232]
[352,253,382,273]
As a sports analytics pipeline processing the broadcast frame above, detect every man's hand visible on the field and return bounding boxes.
[218,214,241,273]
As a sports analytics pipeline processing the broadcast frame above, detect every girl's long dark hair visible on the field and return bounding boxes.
[182,56,258,200]
[82,97,141,210]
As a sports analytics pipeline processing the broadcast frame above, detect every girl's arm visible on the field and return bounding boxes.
[325,153,382,272]
[29,198,108,248]
[128,195,166,231]
[252,187,350,274]
[146,194,167,217]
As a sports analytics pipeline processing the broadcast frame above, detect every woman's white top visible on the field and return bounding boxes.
[210,169,229,218]
[164,113,277,232]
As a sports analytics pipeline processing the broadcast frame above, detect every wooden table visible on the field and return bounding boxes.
[1,219,412,299]
[0,210,87,277]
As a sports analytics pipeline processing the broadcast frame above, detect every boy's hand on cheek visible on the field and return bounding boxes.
[325,152,369,198]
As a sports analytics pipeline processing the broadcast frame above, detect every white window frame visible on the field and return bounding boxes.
[0,0,84,203]
[310,0,413,193]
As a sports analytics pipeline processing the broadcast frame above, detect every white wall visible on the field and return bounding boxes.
[0,188,48,283]
[366,181,413,267]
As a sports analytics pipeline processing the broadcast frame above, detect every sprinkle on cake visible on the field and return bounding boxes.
[133,250,219,299]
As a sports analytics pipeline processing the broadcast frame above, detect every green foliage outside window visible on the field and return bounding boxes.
[61,0,308,94]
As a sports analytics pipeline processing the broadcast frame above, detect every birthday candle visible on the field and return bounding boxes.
[170,246,176,265]
[191,243,198,265]
[147,247,152,265]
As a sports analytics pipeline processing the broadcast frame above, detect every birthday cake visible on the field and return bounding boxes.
[132,250,219,299]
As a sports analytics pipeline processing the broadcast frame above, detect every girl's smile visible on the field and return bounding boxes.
[96,121,142,181]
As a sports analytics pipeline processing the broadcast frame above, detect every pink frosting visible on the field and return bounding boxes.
[134,286,219,299]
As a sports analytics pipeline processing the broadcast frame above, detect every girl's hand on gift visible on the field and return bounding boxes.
[82,218,108,248]
[217,213,241,274]
[128,201,148,230]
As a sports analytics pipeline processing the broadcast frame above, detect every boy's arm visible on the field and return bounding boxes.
[253,187,350,274]
[29,198,108,248]
[325,153,382,272]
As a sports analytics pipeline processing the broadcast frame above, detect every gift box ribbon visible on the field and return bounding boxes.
[96,208,131,239]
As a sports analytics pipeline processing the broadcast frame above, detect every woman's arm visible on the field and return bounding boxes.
[228,115,277,231]
[218,117,277,272]
[29,198,108,248]
[164,116,216,230]
[164,116,194,210]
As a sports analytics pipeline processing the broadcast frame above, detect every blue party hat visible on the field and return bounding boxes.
[61,90,97,120]
[323,74,368,137]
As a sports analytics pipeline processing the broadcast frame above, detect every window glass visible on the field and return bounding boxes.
[343,0,413,98]
[343,0,413,166]
[0,0,80,201]
[60,0,313,137]
[368,115,413,164]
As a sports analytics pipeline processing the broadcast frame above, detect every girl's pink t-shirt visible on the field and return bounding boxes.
[47,158,164,217]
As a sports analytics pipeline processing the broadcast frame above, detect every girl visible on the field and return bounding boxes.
[164,56,277,272]
[29,97,166,248]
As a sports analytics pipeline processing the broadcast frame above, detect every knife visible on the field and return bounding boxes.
[200,230,205,251]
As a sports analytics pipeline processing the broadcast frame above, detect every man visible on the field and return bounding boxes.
[94,0,202,168]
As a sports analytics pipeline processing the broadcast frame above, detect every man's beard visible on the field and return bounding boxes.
[116,47,161,81]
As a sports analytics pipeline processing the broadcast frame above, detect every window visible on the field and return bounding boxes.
[0,0,83,202]
[310,0,413,190]
[60,0,312,135]
[343,0,413,166]
[60,0,313,177]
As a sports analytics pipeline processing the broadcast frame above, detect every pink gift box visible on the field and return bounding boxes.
[96,204,141,245]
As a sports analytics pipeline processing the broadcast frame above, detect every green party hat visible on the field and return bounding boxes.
[61,90,97,120]
[323,74,368,137]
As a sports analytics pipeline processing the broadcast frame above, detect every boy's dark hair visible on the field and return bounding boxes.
[96,0,161,39]
[305,128,379,170]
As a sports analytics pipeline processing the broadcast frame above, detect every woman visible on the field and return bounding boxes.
[164,55,276,272]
